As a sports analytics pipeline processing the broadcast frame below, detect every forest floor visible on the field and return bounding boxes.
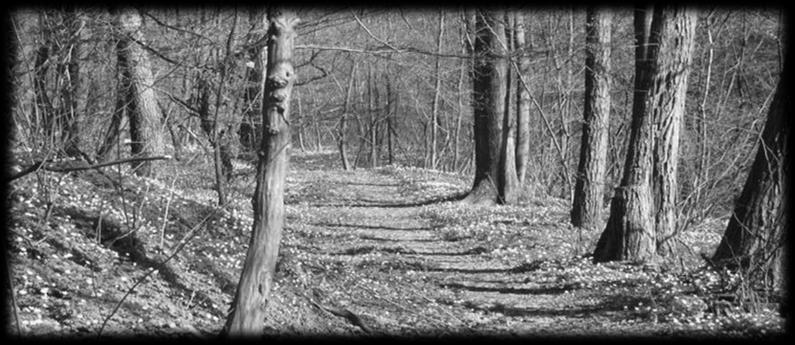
[6,150,787,338]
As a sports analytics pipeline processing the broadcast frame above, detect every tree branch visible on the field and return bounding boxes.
[8,156,173,182]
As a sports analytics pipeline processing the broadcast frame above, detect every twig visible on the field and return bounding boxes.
[159,171,181,249]
[8,155,173,182]
[301,292,372,334]
[98,207,221,336]
[351,12,399,52]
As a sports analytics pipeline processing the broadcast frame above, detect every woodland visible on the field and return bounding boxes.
[4,5,789,338]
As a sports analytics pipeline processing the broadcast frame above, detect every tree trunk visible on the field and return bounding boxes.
[386,73,395,165]
[712,36,789,290]
[463,9,508,205]
[34,12,54,143]
[651,8,698,258]
[295,88,306,151]
[223,9,299,337]
[96,96,125,160]
[338,62,356,170]
[314,112,323,151]
[114,8,166,177]
[61,9,86,157]
[571,7,613,230]
[499,12,520,205]
[430,9,445,170]
[514,11,531,185]
[239,9,267,155]
[454,25,467,172]
[593,6,656,263]
[369,64,378,169]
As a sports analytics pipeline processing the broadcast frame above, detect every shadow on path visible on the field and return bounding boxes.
[304,192,467,208]
[440,282,578,295]
[314,223,432,231]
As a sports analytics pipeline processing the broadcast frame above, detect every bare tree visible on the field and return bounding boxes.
[651,8,698,258]
[338,61,356,170]
[593,6,697,263]
[514,10,531,185]
[500,11,520,205]
[571,7,613,230]
[114,8,167,177]
[239,9,267,155]
[61,9,87,157]
[223,8,299,336]
[430,9,444,170]
[712,34,789,290]
[463,9,509,205]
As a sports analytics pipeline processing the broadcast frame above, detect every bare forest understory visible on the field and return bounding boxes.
[6,150,786,338]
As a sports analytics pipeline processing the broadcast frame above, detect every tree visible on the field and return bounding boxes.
[114,8,167,177]
[239,9,267,155]
[514,10,531,185]
[429,9,444,170]
[593,6,696,263]
[711,33,789,290]
[60,9,87,157]
[463,9,512,205]
[33,12,54,146]
[571,7,613,230]
[500,12,520,205]
[651,8,698,257]
[337,61,356,170]
[223,8,299,336]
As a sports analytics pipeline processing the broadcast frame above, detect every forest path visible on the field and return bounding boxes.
[277,152,669,336]
[7,150,774,337]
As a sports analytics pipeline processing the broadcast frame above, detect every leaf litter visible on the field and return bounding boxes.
[6,150,785,338]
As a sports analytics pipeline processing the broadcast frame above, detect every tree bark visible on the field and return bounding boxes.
[651,8,698,258]
[295,88,306,151]
[369,64,378,169]
[500,12,520,205]
[114,8,167,177]
[430,9,445,170]
[386,73,395,165]
[593,6,657,263]
[34,12,54,143]
[712,35,789,290]
[571,7,613,230]
[61,9,86,157]
[338,62,355,170]
[514,10,531,186]
[463,9,509,205]
[223,8,299,337]
[239,9,268,155]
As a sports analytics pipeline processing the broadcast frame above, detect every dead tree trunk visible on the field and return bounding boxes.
[571,7,613,230]
[223,9,299,336]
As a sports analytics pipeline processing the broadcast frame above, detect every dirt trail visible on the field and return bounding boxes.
[283,156,667,336]
[8,151,782,336]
